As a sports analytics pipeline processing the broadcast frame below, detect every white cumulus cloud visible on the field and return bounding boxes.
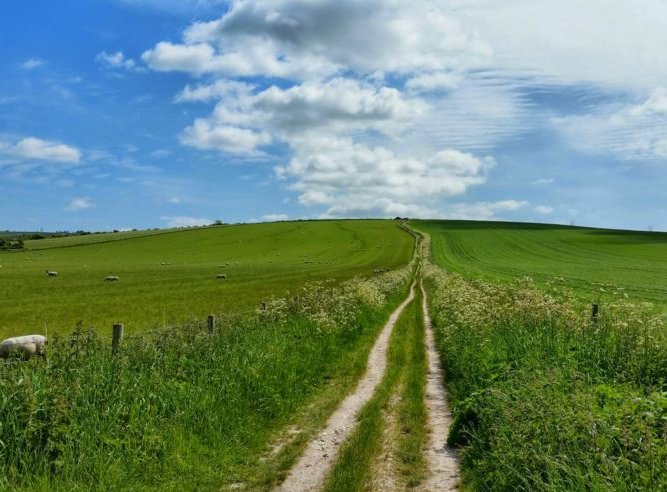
[277,136,495,218]
[175,79,253,103]
[143,0,489,79]
[162,215,212,227]
[445,200,529,220]
[96,51,144,72]
[180,119,272,155]
[1,137,81,163]
[20,58,46,70]
[65,197,96,211]
[262,214,289,222]
[535,205,553,214]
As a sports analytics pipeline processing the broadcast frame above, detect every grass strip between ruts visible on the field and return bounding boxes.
[324,282,428,491]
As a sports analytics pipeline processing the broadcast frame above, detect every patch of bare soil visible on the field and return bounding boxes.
[420,280,459,491]
[276,284,416,492]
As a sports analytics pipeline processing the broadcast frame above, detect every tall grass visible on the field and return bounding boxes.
[424,261,667,490]
[0,264,413,490]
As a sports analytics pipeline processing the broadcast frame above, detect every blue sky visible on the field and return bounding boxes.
[1,0,665,231]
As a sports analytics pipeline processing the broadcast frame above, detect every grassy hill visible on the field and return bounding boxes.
[411,220,667,307]
[0,220,413,339]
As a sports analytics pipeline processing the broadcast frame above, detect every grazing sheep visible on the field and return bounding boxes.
[0,335,47,359]
[216,274,227,279]
[46,270,58,277]
[105,275,120,282]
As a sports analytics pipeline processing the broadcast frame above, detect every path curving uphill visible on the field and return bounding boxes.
[420,279,460,491]
[277,282,416,492]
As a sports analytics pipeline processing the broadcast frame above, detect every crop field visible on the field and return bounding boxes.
[0,220,413,339]
[412,220,667,307]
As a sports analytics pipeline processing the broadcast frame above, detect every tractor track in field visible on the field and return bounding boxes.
[419,279,459,491]
[276,282,416,492]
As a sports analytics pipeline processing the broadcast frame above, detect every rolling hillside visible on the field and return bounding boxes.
[411,220,667,306]
[0,220,413,339]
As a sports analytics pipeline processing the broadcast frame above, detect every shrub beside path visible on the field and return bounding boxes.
[277,282,416,491]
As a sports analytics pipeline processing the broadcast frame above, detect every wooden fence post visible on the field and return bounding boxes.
[112,323,124,354]
[591,304,599,323]
[207,314,216,334]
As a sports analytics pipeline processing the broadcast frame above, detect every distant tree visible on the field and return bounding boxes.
[1,238,24,250]
[213,219,224,226]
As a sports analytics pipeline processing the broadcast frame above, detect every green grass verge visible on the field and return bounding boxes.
[396,287,428,488]
[324,285,428,491]
[0,220,413,339]
[411,219,667,310]
[425,262,667,490]
[0,268,412,490]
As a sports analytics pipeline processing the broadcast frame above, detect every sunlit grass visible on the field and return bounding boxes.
[0,262,414,490]
[0,220,413,339]
[424,259,667,490]
[412,219,667,310]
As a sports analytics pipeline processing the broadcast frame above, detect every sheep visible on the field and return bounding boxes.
[216,274,227,279]
[46,270,58,277]
[105,275,120,282]
[0,335,47,359]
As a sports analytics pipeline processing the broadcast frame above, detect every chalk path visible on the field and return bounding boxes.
[419,279,460,491]
[277,283,416,492]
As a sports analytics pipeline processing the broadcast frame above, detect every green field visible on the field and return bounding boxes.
[412,220,667,307]
[0,220,413,339]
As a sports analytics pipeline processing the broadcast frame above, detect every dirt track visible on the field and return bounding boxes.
[277,283,416,492]
[420,279,459,491]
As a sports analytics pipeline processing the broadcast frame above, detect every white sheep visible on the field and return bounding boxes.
[105,275,120,282]
[216,274,227,279]
[46,270,58,277]
[0,335,47,359]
